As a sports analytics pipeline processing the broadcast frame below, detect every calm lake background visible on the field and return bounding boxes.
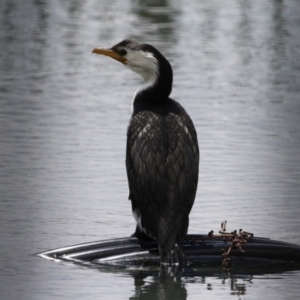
[1,0,300,299]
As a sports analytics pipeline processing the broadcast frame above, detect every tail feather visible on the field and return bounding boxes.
[158,217,188,253]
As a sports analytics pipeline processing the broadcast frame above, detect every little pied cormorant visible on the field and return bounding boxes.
[93,40,199,265]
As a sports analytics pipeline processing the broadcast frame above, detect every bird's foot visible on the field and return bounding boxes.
[159,263,180,277]
[159,243,184,266]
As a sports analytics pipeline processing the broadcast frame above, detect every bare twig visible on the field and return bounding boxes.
[209,221,254,268]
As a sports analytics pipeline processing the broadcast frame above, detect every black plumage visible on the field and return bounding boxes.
[93,40,199,264]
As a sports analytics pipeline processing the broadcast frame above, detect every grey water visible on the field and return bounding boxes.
[1,0,300,299]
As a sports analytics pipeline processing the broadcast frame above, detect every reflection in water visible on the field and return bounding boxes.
[131,0,177,44]
[63,0,84,50]
[127,267,298,300]
[272,0,286,60]
[128,271,256,300]
[130,273,188,300]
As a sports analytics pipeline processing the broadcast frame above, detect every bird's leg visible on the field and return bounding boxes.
[177,244,185,264]
[171,248,178,265]
[159,245,168,265]
[159,259,181,277]
[159,243,184,266]
[172,243,185,265]
[167,252,172,264]
[159,245,174,265]
[170,250,174,264]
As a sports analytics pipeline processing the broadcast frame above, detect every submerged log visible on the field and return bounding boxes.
[38,233,300,269]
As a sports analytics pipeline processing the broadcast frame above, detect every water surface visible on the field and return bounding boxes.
[1,0,300,299]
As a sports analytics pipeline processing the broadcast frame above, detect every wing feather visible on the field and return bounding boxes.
[126,101,199,250]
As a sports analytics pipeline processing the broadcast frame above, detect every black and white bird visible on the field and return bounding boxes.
[93,40,199,264]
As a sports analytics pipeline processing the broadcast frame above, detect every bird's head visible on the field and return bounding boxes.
[93,39,172,98]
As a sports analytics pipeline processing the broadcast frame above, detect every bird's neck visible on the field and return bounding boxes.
[132,61,173,111]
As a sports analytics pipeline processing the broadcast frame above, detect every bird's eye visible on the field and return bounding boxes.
[118,49,127,56]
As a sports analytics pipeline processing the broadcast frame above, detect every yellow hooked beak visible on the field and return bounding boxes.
[92,48,127,65]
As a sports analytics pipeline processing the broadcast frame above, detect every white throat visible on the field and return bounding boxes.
[124,50,159,111]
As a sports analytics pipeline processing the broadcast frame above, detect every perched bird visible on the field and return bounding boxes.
[93,40,199,264]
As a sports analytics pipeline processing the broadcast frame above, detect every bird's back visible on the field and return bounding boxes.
[126,99,199,252]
